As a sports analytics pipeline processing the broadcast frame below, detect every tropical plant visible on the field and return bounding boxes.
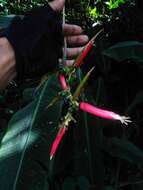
[1,0,143,190]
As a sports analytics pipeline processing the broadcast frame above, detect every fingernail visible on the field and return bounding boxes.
[82,35,89,42]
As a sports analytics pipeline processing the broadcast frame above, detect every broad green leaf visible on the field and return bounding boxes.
[23,87,35,103]
[62,176,90,190]
[75,70,105,187]
[102,137,143,168]
[0,15,16,28]
[131,182,143,190]
[0,101,38,161]
[62,177,76,190]
[75,69,94,181]
[126,91,143,114]
[101,186,114,190]
[0,74,63,190]
[0,94,5,103]
[102,41,143,63]
[77,176,90,190]
[119,176,143,190]
[0,100,46,190]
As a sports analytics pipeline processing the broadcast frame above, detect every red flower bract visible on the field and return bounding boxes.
[59,74,68,90]
[50,127,66,160]
[80,102,131,125]
[74,41,93,67]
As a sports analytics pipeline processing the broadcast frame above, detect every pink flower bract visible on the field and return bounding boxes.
[50,127,66,160]
[74,41,93,67]
[79,102,131,125]
[59,74,68,90]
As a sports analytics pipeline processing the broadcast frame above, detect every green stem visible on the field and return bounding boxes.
[114,159,121,190]
[62,6,67,67]
[77,69,94,185]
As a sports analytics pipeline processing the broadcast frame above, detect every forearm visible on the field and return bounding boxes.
[0,37,16,90]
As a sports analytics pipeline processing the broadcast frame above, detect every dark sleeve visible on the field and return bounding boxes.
[2,4,63,82]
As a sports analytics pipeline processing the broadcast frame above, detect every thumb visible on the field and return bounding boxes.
[49,0,65,12]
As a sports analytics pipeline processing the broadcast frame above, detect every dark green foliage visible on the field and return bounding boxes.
[0,0,48,15]
[1,0,143,190]
[0,74,64,189]
[102,41,143,63]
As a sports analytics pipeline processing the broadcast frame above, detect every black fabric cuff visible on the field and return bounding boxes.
[2,4,63,83]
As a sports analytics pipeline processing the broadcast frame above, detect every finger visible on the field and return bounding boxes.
[49,0,65,12]
[63,24,83,35]
[58,59,74,66]
[67,35,89,46]
[66,47,84,59]
[65,60,74,66]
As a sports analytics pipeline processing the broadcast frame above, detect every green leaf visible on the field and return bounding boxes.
[0,101,47,190]
[131,182,143,190]
[101,186,114,190]
[77,176,90,190]
[102,41,143,63]
[109,0,125,9]
[0,15,16,28]
[0,101,38,161]
[0,74,63,190]
[102,137,143,168]
[22,87,35,103]
[126,91,143,114]
[62,176,90,190]
[62,177,76,190]
[76,70,105,187]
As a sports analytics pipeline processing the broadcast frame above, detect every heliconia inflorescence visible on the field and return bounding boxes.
[59,74,68,90]
[50,29,130,160]
[80,102,131,125]
[50,127,66,160]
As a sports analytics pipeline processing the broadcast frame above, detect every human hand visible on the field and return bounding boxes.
[49,0,89,66]
[49,0,65,12]
[1,0,88,87]
[2,4,64,82]
[63,24,89,66]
